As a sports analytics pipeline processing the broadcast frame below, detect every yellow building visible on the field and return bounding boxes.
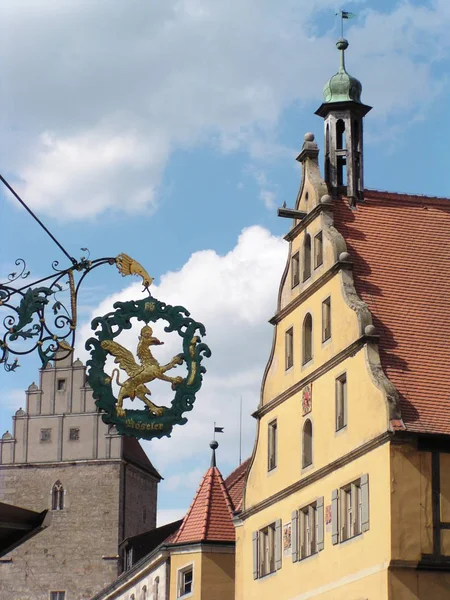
[235,38,450,599]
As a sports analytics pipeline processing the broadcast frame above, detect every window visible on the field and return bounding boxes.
[292,499,324,562]
[302,314,313,365]
[322,297,331,342]
[69,427,79,441]
[130,595,135,600]
[291,252,300,288]
[51,481,64,511]
[285,328,294,370]
[178,565,193,597]
[50,593,65,600]
[153,577,159,600]
[40,428,51,443]
[336,374,347,431]
[332,476,369,545]
[141,585,147,600]
[259,523,276,576]
[268,420,277,471]
[253,520,282,578]
[336,119,346,149]
[303,234,311,281]
[299,504,317,558]
[125,547,133,571]
[314,232,323,268]
[302,420,313,468]
[56,378,66,392]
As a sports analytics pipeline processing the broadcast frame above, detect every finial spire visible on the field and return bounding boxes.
[337,38,349,73]
[210,440,218,467]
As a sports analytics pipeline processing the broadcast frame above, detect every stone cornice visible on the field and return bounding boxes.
[269,260,352,326]
[284,203,330,242]
[253,334,379,420]
[239,431,391,521]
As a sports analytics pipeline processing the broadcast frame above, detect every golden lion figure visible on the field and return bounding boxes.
[101,325,184,417]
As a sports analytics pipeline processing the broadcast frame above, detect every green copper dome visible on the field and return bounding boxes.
[323,38,362,103]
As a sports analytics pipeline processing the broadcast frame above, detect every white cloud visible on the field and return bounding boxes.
[157,508,187,527]
[77,225,286,475]
[2,1,450,219]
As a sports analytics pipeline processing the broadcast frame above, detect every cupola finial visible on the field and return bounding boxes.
[210,440,218,468]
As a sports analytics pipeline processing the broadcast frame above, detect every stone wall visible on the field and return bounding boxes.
[0,461,122,600]
[122,463,158,540]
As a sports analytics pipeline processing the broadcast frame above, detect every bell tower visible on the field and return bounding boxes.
[315,38,371,204]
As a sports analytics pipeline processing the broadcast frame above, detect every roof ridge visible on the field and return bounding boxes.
[201,468,214,540]
[364,188,450,204]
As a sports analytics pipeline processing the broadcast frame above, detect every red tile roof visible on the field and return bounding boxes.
[333,190,450,434]
[224,458,250,512]
[172,466,235,544]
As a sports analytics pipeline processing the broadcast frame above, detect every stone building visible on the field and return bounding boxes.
[0,351,161,600]
[92,444,249,600]
[235,36,450,600]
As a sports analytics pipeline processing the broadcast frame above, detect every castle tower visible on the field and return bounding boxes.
[315,38,371,204]
[0,351,161,600]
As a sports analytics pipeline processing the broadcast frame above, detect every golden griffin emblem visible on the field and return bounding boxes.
[101,325,184,417]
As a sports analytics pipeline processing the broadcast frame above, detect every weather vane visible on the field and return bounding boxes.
[336,9,356,38]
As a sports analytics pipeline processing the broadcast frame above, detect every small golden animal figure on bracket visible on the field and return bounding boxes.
[101,325,184,417]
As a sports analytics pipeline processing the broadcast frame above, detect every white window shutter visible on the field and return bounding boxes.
[275,519,282,570]
[361,474,370,532]
[317,497,324,551]
[291,510,298,563]
[332,489,339,545]
[252,531,259,579]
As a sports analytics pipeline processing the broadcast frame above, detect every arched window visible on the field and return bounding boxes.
[302,420,313,468]
[302,314,313,364]
[336,119,346,149]
[141,585,147,600]
[303,234,311,281]
[51,480,64,510]
[153,577,159,600]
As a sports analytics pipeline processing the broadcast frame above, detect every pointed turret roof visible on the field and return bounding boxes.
[172,442,235,544]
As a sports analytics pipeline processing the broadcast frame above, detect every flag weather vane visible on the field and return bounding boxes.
[336,9,356,38]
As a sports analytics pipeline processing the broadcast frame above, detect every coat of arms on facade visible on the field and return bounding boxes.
[86,256,211,440]
[302,383,312,415]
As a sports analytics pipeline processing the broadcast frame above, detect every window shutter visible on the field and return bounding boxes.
[332,489,339,545]
[291,510,298,563]
[275,519,282,570]
[317,497,324,551]
[361,474,370,532]
[252,531,259,579]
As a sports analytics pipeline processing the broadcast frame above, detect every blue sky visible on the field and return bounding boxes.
[1,0,450,524]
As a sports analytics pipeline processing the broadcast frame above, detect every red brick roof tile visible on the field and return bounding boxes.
[224,458,250,512]
[333,190,450,434]
[172,466,235,544]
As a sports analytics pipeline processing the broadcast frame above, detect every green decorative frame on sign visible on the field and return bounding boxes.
[85,294,211,440]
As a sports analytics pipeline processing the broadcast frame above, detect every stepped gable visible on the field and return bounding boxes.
[224,458,250,512]
[122,436,162,480]
[172,464,235,544]
[334,190,450,434]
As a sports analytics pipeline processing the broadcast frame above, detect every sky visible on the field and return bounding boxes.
[1,0,450,526]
